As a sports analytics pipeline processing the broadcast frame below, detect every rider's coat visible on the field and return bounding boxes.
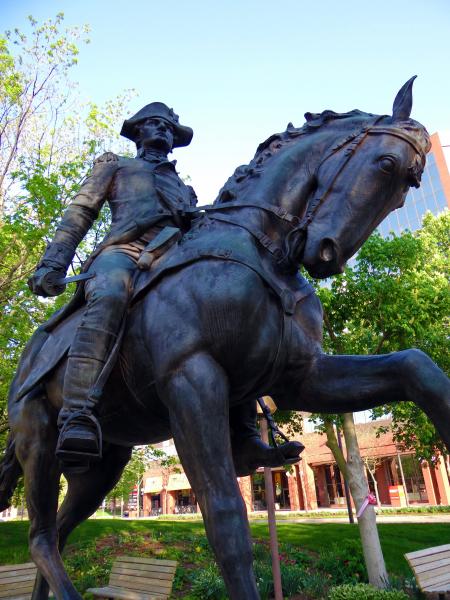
[39,152,197,271]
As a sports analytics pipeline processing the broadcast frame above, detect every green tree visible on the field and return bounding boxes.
[308,211,449,587]
[0,14,134,451]
[106,446,180,517]
[320,212,449,460]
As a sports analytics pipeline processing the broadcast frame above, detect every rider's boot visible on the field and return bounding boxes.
[230,401,305,477]
[56,326,117,474]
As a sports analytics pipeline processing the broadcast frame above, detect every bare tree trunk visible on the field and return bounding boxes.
[365,461,381,506]
[324,415,389,587]
[342,413,389,588]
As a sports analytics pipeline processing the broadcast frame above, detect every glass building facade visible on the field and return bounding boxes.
[378,131,450,237]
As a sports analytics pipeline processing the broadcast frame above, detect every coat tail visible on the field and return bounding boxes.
[0,435,22,512]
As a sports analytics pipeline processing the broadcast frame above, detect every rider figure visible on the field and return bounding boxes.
[28,102,302,474]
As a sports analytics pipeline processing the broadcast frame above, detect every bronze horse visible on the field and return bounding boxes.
[1,79,449,599]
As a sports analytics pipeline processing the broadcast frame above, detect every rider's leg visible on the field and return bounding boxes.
[57,248,136,471]
[230,400,304,477]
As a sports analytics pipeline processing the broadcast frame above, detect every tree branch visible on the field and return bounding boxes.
[324,418,348,478]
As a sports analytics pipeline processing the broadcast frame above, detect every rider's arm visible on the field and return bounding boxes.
[28,152,119,296]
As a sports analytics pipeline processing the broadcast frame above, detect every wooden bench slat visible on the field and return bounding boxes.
[112,564,175,576]
[109,574,172,593]
[87,586,166,600]
[0,572,36,582]
[109,572,172,587]
[111,566,174,581]
[424,581,450,593]
[405,544,450,561]
[115,557,176,568]
[414,558,450,578]
[0,581,35,590]
[0,584,34,599]
[88,557,177,600]
[408,549,450,568]
[0,565,35,575]
[405,544,450,594]
[0,574,36,586]
[419,571,450,591]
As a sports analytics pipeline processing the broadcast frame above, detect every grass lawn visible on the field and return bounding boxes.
[1,518,450,577]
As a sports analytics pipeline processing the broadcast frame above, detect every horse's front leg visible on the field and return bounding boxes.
[288,349,450,451]
[159,352,260,600]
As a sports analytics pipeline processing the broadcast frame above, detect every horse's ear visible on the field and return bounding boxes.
[392,76,416,121]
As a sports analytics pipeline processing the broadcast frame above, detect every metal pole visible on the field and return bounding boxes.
[336,425,354,523]
[260,417,283,600]
[396,451,410,507]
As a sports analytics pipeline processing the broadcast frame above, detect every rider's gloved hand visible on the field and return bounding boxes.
[27,266,67,297]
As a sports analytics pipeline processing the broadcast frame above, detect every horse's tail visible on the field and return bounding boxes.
[0,434,22,512]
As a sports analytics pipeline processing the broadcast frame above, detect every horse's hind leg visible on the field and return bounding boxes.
[160,353,260,600]
[32,443,132,599]
[58,443,131,545]
[13,388,81,599]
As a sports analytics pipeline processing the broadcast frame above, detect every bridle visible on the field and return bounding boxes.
[193,118,426,269]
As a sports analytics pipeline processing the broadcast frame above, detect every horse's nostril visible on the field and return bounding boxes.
[319,239,336,262]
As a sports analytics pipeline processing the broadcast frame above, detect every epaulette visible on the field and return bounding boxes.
[188,185,198,207]
[94,152,119,165]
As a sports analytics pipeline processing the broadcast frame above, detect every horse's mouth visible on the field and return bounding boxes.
[302,237,344,278]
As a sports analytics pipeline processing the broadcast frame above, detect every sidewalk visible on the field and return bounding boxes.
[275,514,450,524]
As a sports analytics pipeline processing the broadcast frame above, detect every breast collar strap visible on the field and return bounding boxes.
[199,202,301,260]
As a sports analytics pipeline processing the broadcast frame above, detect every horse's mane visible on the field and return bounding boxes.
[215,109,430,204]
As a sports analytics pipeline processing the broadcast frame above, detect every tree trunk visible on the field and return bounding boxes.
[342,413,389,588]
[365,462,381,506]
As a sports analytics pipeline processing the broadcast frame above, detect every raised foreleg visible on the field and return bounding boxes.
[159,353,260,600]
[284,349,450,450]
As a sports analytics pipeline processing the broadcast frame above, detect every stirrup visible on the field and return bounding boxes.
[56,411,103,462]
[257,397,305,464]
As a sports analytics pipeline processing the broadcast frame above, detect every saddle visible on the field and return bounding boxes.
[16,218,315,402]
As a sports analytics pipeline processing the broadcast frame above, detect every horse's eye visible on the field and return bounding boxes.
[379,156,396,174]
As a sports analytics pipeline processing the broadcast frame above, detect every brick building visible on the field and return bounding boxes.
[140,419,450,516]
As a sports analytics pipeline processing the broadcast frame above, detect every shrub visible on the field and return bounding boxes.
[253,540,270,561]
[280,562,305,596]
[328,583,409,600]
[300,571,329,598]
[280,543,312,567]
[317,539,367,585]
[190,564,227,599]
[254,561,274,600]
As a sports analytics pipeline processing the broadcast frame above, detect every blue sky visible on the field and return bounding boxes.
[3,0,450,203]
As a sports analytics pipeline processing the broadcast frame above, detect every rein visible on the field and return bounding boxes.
[187,119,425,270]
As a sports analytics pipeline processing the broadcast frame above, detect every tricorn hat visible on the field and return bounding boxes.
[120,102,193,148]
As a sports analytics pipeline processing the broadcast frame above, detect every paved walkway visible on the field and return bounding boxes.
[273,514,450,524]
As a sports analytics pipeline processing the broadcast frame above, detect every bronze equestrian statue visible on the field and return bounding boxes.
[26,101,300,475]
[1,78,449,600]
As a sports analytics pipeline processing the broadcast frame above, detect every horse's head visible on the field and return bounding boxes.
[299,77,431,278]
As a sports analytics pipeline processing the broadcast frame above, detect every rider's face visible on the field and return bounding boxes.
[139,118,174,153]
